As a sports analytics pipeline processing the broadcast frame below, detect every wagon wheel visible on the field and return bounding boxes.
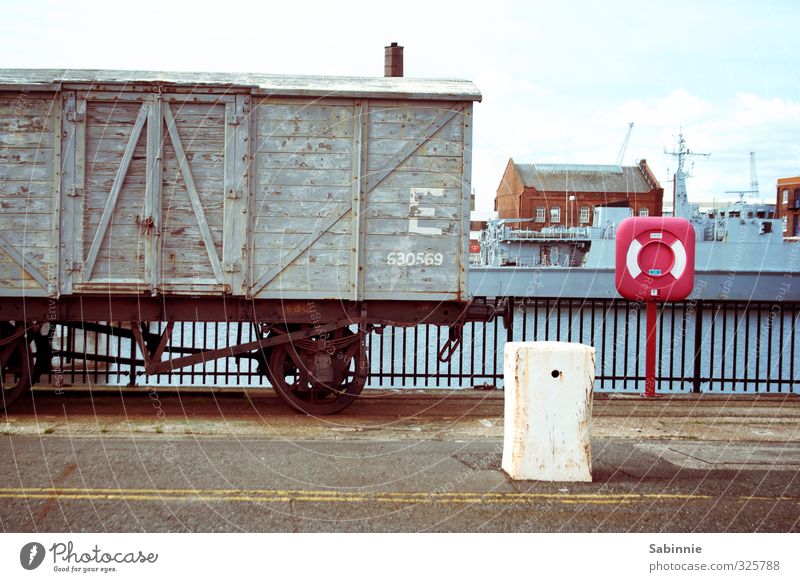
[0,323,34,411]
[268,327,367,415]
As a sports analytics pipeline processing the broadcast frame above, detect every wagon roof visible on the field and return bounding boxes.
[0,69,482,102]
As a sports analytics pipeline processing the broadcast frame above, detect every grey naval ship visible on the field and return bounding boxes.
[471,134,799,301]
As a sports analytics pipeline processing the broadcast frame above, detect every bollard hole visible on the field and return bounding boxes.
[551,369,560,378]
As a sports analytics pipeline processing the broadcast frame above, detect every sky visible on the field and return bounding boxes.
[1,0,798,218]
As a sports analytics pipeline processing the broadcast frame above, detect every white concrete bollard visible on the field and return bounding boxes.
[502,341,595,482]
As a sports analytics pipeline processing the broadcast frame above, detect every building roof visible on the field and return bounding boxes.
[515,162,657,194]
[0,69,482,102]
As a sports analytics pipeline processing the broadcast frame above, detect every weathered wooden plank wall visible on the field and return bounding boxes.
[0,77,475,303]
[0,93,58,296]
[251,97,470,300]
[362,101,467,300]
[251,98,356,298]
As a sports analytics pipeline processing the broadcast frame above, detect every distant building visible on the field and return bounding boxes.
[776,176,800,239]
[468,220,487,265]
[495,159,663,229]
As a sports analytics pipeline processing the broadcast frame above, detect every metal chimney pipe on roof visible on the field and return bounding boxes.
[384,42,404,77]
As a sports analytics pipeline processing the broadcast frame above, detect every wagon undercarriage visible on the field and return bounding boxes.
[1,298,501,414]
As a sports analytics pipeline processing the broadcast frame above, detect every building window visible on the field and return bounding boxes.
[550,206,561,223]
[783,216,788,232]
[639,208,649,217]
[783,189,790,204]
[579,206,590,224]
[535,206,545,222]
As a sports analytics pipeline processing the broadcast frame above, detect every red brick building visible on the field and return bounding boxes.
[495,159,663,229]
[777,176,800,239]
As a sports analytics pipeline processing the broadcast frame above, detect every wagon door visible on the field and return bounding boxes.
[71,93,152,293]
[70,91,245,295]
[159,95,245,295]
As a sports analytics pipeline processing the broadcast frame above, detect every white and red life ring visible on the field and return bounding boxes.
[624,230,688,282]
[615,217,695,301]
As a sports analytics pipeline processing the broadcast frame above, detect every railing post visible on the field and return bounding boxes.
[692,300,703,393]
[128,323,137,387]
[506,296,515,343]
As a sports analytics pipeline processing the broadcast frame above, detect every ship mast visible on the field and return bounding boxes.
[749,151,759,201]
[724,152,760,204]
[665,132,709,219]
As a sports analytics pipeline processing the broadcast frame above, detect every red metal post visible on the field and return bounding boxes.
[644,300,657,397]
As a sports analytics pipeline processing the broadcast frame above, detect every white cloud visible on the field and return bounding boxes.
[470,87,800,215]
[729,93,800,126]
[608,90,713,129]
[474,71,551,98]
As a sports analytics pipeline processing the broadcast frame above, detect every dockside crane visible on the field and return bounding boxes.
[616,122,634,165]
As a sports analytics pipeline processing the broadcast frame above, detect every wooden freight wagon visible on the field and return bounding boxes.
[0,68,495,413]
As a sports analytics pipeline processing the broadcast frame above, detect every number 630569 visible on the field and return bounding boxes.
[386,252,444,266]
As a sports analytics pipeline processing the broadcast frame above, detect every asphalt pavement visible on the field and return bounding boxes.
[1,388,799,532]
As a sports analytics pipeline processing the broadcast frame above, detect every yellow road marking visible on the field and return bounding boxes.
[0,492,671,505]
[0,487,791,506]
[738,495,798,502]
[0,486,710,499]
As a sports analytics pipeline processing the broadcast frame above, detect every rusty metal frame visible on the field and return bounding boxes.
[131,321,174,371]
[136,319,350,376]
[1,296,501,376]
[1,297,485,326]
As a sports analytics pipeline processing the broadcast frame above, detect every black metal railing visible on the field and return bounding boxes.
[47,298,800,393]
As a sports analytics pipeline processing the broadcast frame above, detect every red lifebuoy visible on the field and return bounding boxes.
[624,230,687,282]
[615,217,695,302]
